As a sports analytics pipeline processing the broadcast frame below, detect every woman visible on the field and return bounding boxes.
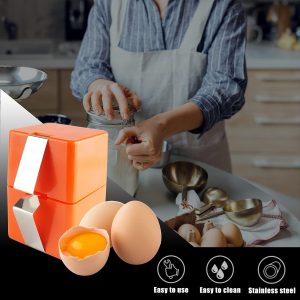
[71,0,247,171]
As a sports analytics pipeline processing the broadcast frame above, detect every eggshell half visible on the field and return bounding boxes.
[80,200,123,244]
[201,228,227,247]
[177,224,201,244]
[111,201,161,265]
[202,221,215,235]
[59,226,110,276]
[221,223,244,247]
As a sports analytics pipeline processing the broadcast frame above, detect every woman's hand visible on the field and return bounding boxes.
[114,117,166,170]
[83,79,141,120]
[114,103,204,170]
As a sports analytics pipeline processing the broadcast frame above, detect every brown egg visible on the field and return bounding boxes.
[59,226,110,276]
[201,228,227,247]
[177,224,201,244]
[111,201,161,265]
[221,223,244,247]
[80,200,123,244]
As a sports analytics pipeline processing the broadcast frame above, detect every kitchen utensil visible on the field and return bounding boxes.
[162,161,208,194]
[223,198,263,227]
[8,123,108,258]
[201,187,229,208]
[152,141,172,169]
[37,114,72,125]
[196,198,263,227]
[0,66,47,100]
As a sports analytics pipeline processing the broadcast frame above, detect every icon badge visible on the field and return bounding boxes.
[157,255,185,284]
[258,256,286,284]
[206,255,234,284]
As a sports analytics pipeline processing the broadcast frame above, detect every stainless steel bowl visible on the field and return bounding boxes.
[0,66,47,100]
[223,198,263,227]
[37,114,72,125]
[162,161,208,194]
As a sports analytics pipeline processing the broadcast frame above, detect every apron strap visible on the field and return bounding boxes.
[180,0,215,51]
[110,0,128,47]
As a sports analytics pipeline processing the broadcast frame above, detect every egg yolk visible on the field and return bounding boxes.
[64,232,107,259]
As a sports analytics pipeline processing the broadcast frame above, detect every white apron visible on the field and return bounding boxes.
[109,0,231,172]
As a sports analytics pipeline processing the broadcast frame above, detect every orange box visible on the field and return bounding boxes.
[7,123,108,258]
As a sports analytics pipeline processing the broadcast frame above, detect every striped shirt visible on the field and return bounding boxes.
[71,0,247,133]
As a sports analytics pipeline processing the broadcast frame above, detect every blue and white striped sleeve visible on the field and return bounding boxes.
[71,0,113,100]
[190,0,247,134]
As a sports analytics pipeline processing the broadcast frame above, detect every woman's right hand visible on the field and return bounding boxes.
[83,79,141,120]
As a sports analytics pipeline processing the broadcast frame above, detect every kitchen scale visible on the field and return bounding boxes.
[0,65,47,100]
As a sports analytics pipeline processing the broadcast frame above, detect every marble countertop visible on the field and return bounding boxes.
[0,42,300,70]
[136,156,300,247]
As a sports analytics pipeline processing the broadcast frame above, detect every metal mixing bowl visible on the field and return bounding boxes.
[0,66,47,100]
[162,161,208,194]
[37,114,72,125]
[223,198,262,227]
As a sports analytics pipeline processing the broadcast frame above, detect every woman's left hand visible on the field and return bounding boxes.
[114,117,165,170]
[114,103,204,170]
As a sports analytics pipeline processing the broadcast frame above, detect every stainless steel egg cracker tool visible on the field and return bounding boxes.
[13,135,48,252]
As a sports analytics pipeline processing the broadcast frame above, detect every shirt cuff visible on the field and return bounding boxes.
[189,95,220,134]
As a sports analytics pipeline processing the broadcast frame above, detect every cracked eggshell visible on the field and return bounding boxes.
[177,224,201,244]
[201,228,227,247]
[202,221,215,235]
[111,201,161,265]
[59,226,110,276]
[80,200,124,244]
[221,223,244,247]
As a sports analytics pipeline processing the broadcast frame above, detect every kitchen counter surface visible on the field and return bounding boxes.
[0,54,75,70]
[135,157,300,247]
[246,42,300,69]
[0,42,300,70]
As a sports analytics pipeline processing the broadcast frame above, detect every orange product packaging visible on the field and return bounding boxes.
[7,123,108,258]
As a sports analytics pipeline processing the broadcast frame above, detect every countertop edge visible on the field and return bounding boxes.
[1,43,300,70]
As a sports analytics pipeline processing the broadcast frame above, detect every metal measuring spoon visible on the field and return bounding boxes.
[196,187,263,227]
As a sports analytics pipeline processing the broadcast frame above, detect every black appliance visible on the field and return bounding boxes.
[65,0,91,41]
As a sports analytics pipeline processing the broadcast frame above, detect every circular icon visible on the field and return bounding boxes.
[206,255,234,284]
[258,256,286,284]
[157,255,185,284]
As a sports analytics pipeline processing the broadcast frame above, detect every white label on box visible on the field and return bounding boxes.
[13,135,48,194]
